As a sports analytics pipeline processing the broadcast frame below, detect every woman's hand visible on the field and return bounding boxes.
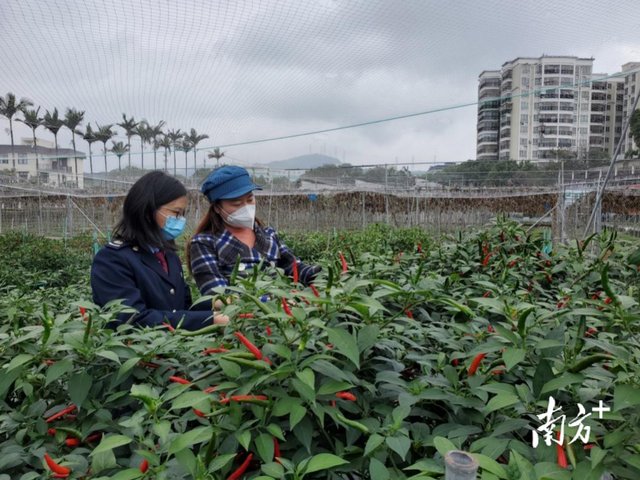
[213,313,230,326]
[214,297,233,311]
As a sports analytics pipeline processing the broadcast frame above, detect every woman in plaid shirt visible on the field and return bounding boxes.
[188,166,321,299]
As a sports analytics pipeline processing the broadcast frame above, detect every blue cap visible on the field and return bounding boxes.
[201,166,263,203]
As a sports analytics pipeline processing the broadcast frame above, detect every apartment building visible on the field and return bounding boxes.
[476,55,637,162]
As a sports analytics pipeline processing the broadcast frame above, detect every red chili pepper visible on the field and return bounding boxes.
[44,360,55,365]
[281,297,293,317]
[310,284,320,297]
[44,453,71,474]
[483,242,488,255]
[301,295,311,306]
[487,325,494,333]
[47,428,56,435]
[220,395,268,404]
[330,400,336,407]
[452,359,459,367]
[265,326,272,336]
[586,328,598,338]
[79,306,87,322]
[500,230,504,242]
[238,313,254,318]
[417,242,423,253]
[162,322,175,332]
[194,409,206,418]
[546,260,552,267]
[45,405,77,423]
[546,273,553,282]
[53,474,69,479]
[339,253,348,273]
[140,459,149,473]
[468,353,487,376]
[325,344,333,349]
[492,369,504,375]
[406,309,413,319]
[169,376,191,385]
[557,431,568,468]
[86,433,102,443]
[515,235,520,242]
[482,252,494,268]
[483,291,491,298]
[508,260,517,268]
[204,386,217,393]
[273,437,282,462]
[65,438,81,447]
[292,261,299,283]
[604,297,612,304]
[584,443,597,450]
[235,332,263,360]
[335,391,356,401]
[202,348,229,354]
[228,453,253,480]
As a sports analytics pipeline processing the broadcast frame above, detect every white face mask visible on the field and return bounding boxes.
[221,204,256,230]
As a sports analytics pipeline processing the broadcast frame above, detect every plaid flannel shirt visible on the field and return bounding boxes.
[190,225,320,295]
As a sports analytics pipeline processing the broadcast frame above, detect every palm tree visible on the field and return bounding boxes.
[134,121,149,170]
[0,93,33,171]
[64,108,85,186]
[167,129,183,176]
[79,123,97,178]
[207,147,226,169]
[17,107,42,174]
[95,124,115,180]
[148,121,166,170]
[180,139,193,179]
[117,114,137,170]
[186,128,209,175]
[110,141,129,172]
[43,108,65,184]
[157,135,172,172]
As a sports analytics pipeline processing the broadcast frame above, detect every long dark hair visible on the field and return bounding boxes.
[186,201,264,274]
[113,171,187,252]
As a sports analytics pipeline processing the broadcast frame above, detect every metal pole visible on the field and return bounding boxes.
[385,164,389,225]
[362,190,366,230]
[584,91,640,236]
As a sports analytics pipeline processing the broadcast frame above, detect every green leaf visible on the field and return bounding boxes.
[291,379,316,404]
[91,450,117,475]
[290,405,307,430]
[533,359,554,399]
[96,350,121,365]
[433,436,457,457]
[262,462,285,479]
[44,359,73,386]
[266,424,285,441]
[106,468,143,480]
[117,357,140,379]
[208,454,236,473]
[358,324,380,352]
[318,380,353,396]
[68,371,92,409]
[304,453,349,474]
[484,394,520,414]
[365,434,385,456]
[273,397,304,416]
[369,457,390,480]
[471,453,507,479]
[532,462,572,480]
[296,368,315,390]
[153,421,171,444]
[91,435,133,455]
[218,358,241,378]
[8,354,32,372]
[327,327,360,368]
[385,435,411,461]
[168,426,212,456]
[392,405,412,425]
[541,373,583,395]
[613,385,640,412]
[256,433,275,463]
[502,348,526,371]
[236,431,251,451]
[171,391,211,410]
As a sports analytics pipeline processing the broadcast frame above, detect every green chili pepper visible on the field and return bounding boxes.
[178,324,226,337]
[574,316,586,356]
[252,259,265,284]
[229,254,242,286]
[601,264,619,306]
[83,313,92,345]
[223,356,272,371]
[565,436,577,469]
[223,352,259,360]
[327,265,334,292]
[42,320,51,347]
[247,294,273,316]
[336,413,370,434]
[568,354,615,373]
[517,308,534,340]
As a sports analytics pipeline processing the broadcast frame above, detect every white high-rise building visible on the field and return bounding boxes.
[476,55,635,162]
[622,62,640,157]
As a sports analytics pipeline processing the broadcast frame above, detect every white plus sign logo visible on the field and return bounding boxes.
[592,400,610,419]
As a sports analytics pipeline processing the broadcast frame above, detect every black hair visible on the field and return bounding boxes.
[112,171,187,252]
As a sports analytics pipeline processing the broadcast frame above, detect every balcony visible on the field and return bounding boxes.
[479,79,501,89]
[591,93,607,102]
[590,115,606,124]
[479,89,501,101]
[558,129,573,136]
[544,66,561,75]
[502,82,513,92]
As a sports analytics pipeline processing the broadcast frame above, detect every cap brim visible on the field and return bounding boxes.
[217,184,263,200]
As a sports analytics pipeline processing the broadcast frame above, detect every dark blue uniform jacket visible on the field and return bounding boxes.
[91,240,213,330]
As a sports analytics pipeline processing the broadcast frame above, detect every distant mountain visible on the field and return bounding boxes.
[265,154,341,170]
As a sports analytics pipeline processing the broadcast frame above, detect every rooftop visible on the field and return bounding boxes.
[0,144,85,157]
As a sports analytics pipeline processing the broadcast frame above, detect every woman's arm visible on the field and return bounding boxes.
[189,236,230,295]
[91,248,214,330]
[268,228,321,286]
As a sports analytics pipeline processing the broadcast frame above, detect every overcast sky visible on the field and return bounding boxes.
[1,0,639,172]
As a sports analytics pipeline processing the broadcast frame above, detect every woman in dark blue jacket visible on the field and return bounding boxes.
[91,171,228,330]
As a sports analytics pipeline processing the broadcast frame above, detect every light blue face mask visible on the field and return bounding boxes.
[159,212,186,240]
